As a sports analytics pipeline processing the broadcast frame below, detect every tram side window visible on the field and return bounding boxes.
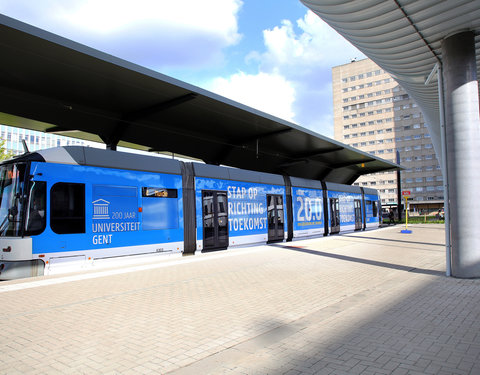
[50,183,85,234]
[25,181,46,235]
[372,201,378,217]
[366,200,372,217]
[141,187,179,230]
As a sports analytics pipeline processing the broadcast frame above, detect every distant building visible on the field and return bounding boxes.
[332,58,444,214]
[0,124,94,155]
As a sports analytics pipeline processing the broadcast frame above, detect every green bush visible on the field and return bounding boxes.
[392,216,445,224]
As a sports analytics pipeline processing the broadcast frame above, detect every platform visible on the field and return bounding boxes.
[1,224,479,374]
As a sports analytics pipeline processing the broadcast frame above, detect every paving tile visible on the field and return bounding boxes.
[1,225,479,375]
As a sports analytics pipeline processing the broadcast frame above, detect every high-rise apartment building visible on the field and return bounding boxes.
[332,58,444,213]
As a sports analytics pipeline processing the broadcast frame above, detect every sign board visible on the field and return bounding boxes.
[402,190,411,197]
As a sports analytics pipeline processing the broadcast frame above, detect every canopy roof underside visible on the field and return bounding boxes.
[0,14,399,184]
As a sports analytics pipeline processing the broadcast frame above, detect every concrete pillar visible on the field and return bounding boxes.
[442,31,480,278]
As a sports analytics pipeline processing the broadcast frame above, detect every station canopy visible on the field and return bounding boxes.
[0,14,398,184]
[301,0,480,170]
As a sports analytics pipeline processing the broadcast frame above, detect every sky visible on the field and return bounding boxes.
[0,0,365,138]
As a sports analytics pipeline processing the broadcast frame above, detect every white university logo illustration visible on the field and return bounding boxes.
[92,199,110,219]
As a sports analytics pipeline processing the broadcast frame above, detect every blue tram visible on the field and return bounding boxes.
[0,146,380,279]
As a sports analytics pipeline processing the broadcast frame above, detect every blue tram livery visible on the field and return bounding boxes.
[0,146,380,279]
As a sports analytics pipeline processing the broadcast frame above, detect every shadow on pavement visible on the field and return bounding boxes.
[272,244,445,277]
[344,234,444,248]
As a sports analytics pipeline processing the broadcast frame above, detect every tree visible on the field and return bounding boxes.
[0,139,15,161]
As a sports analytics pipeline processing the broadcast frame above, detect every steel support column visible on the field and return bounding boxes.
[442,31,480,278]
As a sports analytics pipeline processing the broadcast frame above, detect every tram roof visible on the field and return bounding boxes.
[0,14,398,184]
[301,0,480,170]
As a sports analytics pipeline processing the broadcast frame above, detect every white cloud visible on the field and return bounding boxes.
[209,72,296,121]
[221,10,365,137]
[260,11,363,72]
[0,0,242,70]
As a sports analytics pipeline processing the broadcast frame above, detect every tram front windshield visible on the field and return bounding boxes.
[0,163,27,237]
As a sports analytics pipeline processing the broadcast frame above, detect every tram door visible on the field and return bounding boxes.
[330,198,340,234]
[202,191,229,251]
[354,199,362,230]
[267,194,284,243]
